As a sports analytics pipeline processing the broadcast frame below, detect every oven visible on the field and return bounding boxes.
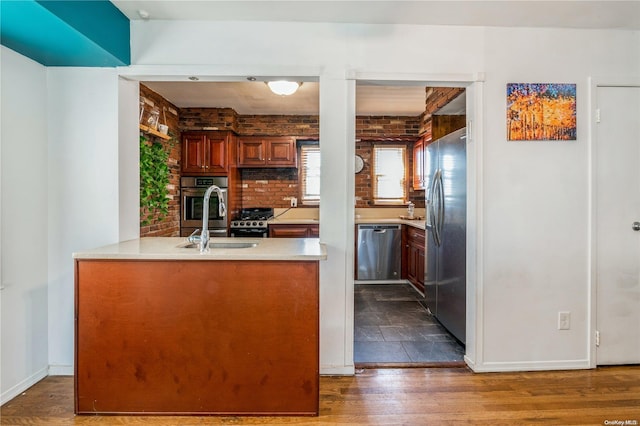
[230,207,274,238]
[181,176,228,237]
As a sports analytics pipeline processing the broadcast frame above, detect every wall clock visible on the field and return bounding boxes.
[355,155,364,174]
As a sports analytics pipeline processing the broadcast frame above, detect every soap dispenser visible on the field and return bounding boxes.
[407,201,415,219]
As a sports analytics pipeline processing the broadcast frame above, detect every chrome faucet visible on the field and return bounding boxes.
[186,185,227,253]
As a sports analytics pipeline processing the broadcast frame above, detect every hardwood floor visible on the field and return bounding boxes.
[2,366,639,425]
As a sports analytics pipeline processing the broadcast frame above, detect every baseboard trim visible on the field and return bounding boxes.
[320,365,355,375]
[470,359,592,373]
[0,366,48,405]
[48,364,74,376]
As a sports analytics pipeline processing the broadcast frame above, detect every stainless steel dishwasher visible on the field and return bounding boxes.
[356,224,402,280]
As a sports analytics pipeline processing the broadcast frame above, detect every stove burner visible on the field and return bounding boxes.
[231,207,274,229]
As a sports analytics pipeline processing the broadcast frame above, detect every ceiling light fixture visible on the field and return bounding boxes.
[137,9,150,20]
[267,81,301,96]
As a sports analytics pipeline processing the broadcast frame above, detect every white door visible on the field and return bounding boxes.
[595,85,640,365]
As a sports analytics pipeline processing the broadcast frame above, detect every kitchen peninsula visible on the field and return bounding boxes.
[73,237,326,415]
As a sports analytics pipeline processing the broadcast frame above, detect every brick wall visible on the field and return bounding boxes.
[240,168,299,208]
[238,115,319,136]
[356,116,421,138]
[419,87,465,135]
[139,84,181,237]
[355,141,425,209]
[180,108,239,133]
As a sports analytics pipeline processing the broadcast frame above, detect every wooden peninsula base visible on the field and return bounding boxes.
[75,259,319,415]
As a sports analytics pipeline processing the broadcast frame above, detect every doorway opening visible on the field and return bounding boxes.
[353,82,467,367]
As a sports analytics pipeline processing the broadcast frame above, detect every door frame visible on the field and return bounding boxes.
[353,72,485,369]
[588,76,640,368]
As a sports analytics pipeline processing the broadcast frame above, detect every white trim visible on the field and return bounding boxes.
[48,364,74,376]
[588,76,640,368]
[320,366,356,375]
[354,71,485,84]
[471,359,592,373]
[0,366,48,405]
[466,81,485,372]
[118,64,322,82]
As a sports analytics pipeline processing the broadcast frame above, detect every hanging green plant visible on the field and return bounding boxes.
[139,135,171,225]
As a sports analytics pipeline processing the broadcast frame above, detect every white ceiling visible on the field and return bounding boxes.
[120,0,639,116]
[112,1,640,29]
[142,81,435,115]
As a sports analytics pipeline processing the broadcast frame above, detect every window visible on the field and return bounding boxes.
[300,144,321,204]
[373,145,407,205]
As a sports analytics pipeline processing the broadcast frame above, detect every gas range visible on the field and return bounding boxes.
[230,208,274,237]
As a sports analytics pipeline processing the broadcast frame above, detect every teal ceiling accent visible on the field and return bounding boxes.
[0,0,130,67]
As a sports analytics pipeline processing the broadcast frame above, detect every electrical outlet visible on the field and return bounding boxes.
[558,311,571,330]
[291,197,297,208]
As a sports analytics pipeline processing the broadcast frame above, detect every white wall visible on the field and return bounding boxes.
[47,67,121,373]
[0,46,49,403]
[477,27,639,370]
[128,21,639,372]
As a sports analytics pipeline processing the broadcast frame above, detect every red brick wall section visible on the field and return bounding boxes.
[238,115,319,136]
[356,116,420,138]
[180,108,239,133]
[240,168,299,208]
[139,84,181,237]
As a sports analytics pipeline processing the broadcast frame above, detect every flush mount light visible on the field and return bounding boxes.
[137,9,150,19]
[266,81,301,96]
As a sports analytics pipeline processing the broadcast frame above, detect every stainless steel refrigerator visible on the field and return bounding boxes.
[424,127,467,344]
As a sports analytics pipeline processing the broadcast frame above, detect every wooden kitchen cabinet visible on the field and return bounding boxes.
[182,131,233,174]
[412,136,426,190]
[238,136,297,168]
[269,223,319,238]
[405,226,425,293]
[413,115,466,191]
[75,259,319,415]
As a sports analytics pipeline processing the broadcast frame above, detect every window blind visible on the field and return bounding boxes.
[300,145,321,203]
[373,145,407,205]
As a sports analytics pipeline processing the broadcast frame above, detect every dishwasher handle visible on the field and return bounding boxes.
[358,224,402,231]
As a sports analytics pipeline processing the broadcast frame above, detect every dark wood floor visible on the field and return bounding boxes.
[2,366,640,425]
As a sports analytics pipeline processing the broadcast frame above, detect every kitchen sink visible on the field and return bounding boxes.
[179,242,259,249]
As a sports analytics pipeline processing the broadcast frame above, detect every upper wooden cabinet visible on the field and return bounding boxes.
[413,115,466,190]
[412,136,426,190]
[182,131,233,175]
[238,137,297,168]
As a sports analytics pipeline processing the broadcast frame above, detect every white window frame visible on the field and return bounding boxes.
[372,144,408,205]
[299,144,321,205]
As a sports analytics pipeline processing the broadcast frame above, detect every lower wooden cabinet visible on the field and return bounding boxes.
[405,226,425,292]
[269,223,319,238]
[75,259,319,415]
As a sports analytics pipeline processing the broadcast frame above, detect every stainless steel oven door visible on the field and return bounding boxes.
[181,188,228,229]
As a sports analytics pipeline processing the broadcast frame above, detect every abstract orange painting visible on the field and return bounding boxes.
[507,83,576,141]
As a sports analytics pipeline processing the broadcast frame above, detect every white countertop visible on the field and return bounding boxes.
[73,237,327,261]
[355,217,425,230]
[269,207,426,230]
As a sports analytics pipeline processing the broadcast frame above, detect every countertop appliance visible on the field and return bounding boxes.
[424,127,467,344]
[356,224,402,281]
[180,176,228,238]
[230,207,274,238]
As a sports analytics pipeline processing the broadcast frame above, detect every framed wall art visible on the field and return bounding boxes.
[507,83,576,141]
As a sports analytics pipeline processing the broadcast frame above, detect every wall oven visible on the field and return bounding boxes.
[180,176,228,237]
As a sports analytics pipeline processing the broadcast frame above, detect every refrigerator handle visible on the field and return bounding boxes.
[437,170,445,247]
[431,169,443,247]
